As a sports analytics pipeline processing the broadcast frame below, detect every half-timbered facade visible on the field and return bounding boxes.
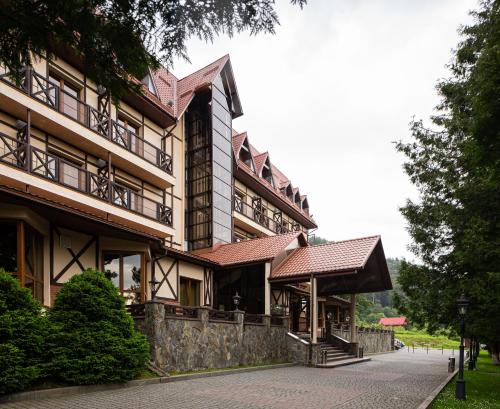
[0,52,391,353]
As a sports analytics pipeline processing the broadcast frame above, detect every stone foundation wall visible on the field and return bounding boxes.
[143,302,291,373]
[331,325,394,354]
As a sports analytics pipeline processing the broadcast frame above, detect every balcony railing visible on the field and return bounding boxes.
[0,67,173,174]
[0,132,173,226]
[233,195,300,235]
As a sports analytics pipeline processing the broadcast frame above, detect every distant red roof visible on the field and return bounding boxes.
[196,232,306,266]
[379,317,407,326]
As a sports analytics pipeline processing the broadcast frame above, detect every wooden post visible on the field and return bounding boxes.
[17,221,25,287]
[349,293,356,342]
[264,262,271,315]
[310,275,317,343]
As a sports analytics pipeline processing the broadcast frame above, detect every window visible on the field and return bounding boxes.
[116,116,143,155]
[48,73,82,121]
[239,140,254,170]
[0,221,44,303]
[142,73,157,95]
[180,277,200,306]
[262,158,274,187]
[103,252,144,304]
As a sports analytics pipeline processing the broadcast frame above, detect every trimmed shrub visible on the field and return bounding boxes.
[0,270,47,394]
[47,269,149,384]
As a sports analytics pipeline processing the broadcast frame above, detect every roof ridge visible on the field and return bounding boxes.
[310,235,381,248]
[212,232,299,250]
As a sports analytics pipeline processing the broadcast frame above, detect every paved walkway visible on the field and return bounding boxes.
[2,349,454,409]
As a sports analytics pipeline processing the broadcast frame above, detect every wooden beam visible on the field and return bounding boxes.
[350,293,356,342]
[17,221,25,287]
[310,275,317,343]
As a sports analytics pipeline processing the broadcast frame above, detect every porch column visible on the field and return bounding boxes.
[349,293,357,342]
[264,262,271,315]
[310,275,318,343]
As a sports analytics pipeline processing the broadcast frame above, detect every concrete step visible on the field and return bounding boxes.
[316,357,371,369]
[325,352,350,358]
[325,354,355,362]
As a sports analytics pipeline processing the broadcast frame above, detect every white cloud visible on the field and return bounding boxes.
[173,0,477,259]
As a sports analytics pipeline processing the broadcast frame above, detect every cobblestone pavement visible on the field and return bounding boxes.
[2,349,454,409]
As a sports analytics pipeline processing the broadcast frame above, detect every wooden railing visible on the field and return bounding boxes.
[0,132,173,226]
[126,303,146,318]
[233,197,299,234]
[0,67,173,174]
[164,305,198,319]
[208,309,235,322]
[244,314,265,324]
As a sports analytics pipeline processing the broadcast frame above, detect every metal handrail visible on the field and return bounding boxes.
[0,132,173,226]
[0,66,173,174]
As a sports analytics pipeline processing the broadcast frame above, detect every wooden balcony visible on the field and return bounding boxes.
[233,195,301,236]
[0,132,174,238]
[0,67,175,188]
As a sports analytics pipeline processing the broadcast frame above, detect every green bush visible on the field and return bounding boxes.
[47,269,149,384]
[0,269,47,394]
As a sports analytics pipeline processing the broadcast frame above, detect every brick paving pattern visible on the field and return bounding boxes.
[2,349,453,409]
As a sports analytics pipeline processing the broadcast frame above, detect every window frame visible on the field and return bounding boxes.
[101,250,145,304]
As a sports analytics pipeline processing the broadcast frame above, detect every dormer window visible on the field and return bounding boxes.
[261,157,274,187]
[302,198,310,215]
[239,140,255,171]
[294,191,301,208]
[142,73,157,96]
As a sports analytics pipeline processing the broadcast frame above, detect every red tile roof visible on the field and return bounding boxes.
[176,55,230,117]
[379,317,407,326]
[196,232,305,266]
[232,132,316,226]
[253,152,269,176]
[270,236,381,280]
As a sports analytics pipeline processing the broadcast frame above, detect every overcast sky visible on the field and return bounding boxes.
[173,0,477,260]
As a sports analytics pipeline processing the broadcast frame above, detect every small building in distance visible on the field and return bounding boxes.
[379,317,408,329]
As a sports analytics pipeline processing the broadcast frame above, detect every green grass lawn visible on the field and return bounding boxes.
[395,329,460,349]
[431,351,500,408]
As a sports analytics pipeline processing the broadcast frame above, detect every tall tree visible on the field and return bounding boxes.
[0,0,306,99]
[395,0,500,363]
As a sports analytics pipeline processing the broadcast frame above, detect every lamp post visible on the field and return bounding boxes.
[149,277,160,300]
[232,291,242,311]
[455,293,469,400]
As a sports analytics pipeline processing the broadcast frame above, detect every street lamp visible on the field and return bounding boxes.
[149,277,160,300]
[455,293,469,400]
[232,291,242,311]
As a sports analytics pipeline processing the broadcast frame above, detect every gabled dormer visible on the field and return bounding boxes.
[301,196,309,215]
[142,69,158,96]
[261,156,275,187]
[293,188,301,208]
[239,137,255,171]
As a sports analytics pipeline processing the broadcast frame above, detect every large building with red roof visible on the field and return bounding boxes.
[0,51,391,347]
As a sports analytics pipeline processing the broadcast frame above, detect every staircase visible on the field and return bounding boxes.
[316,342,371,368]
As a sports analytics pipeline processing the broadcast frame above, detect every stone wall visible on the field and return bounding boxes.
[143,302,292,373]
[331,325,394,354]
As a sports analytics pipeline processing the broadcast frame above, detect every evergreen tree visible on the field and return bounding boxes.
[395,0,500,363]
[0,0,306,99]
[47,269,149,384]
[0,270,47,394]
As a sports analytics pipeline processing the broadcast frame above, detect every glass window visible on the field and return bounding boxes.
[49,73,82,121]
[103,252,143,304]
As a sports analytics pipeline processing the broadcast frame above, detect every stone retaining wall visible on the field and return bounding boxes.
[142,302,291,373]
[331,325,394,354]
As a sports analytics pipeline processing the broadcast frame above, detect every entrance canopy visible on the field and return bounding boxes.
[269,236,392,295]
